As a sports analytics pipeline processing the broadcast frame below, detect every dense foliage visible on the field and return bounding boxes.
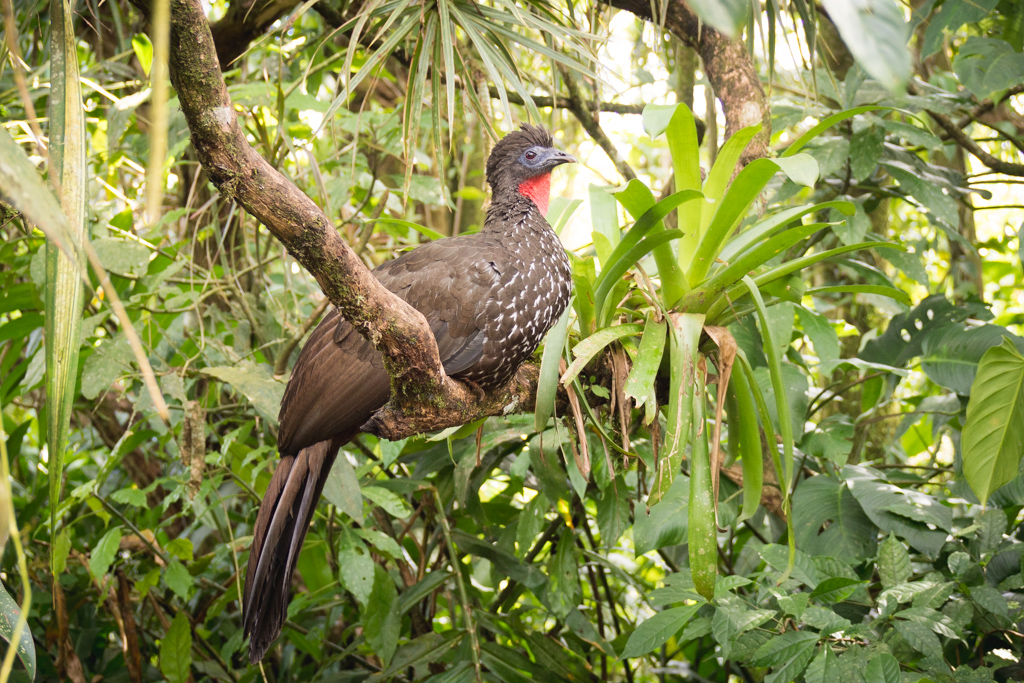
[1,0,1024,682]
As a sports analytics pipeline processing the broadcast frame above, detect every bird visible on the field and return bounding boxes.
[242,124,575,663]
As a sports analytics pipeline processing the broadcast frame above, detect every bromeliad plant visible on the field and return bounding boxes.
[535,102,906,600]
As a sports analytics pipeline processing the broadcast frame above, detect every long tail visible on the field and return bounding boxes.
[242,438,343,663]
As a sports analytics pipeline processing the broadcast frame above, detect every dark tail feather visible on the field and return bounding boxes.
[243,438,342,663]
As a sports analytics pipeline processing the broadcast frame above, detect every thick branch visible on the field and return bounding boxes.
[930,110,1024,177]
[605,0,769,164]
[132,0,537,439]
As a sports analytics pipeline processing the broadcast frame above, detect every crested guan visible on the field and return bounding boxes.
[242,124,575,662]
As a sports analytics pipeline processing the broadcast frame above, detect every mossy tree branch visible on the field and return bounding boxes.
[128,0,539,439]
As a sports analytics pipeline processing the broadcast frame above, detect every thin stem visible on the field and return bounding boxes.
[431,487,483,683]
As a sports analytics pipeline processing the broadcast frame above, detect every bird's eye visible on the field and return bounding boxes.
[525,150,537,160]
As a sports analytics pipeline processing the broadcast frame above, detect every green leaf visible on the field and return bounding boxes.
[688,370,716,600]
[623,316,667,412]
[684,0,747,37]
[864,653,901,683]
[339,536,375,606]
[921,0,998,57]
[535,305,572,431]
[962,339,1024,504]
[89,527,122,580]
[819,0,909,90]
[361,486,412,518]
[46,0,89,573]
[596,477,630,546]
[364,564,401,665]
[773,154,819,187]
[323,454,364,523]
[92,237,150,275]
[619,604,701,659]
[545,530,580,619]
[783,106,887,157]
[0,580,35,680]
[750,630,819,668]
[806,285,911,307]
[810,577,867,604]
[651,313,703,504]
[633,475,689,556]
[894,619,941,655]
[844,465,949,556]
[849,125,885,180]
[202,363,286,424]
[131,33,154,75]
[164,560,192,601]
[760,544,819,587]
[804,644,839,683]
[52,527,71,576]
[921,325,1024,396]
[878,534,912,589]
[371,632,462,682]
[793,475,876,561]
[860,295,980,368]
[562,324,644,386]
[159,612,193,683]
[953,36,1024,101]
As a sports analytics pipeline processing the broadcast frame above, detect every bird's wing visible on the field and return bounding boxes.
[277,236,504,454]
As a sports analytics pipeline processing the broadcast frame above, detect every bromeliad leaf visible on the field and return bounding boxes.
[561,324,644,386]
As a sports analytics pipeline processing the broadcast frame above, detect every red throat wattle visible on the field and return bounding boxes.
[518,173,552,216]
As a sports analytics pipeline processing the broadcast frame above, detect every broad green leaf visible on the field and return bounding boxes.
[953,36,1024,101]
[760,544,819,587]
[159,612,192,683]
[619,604,701,659]
[773,154,819,187]
[92,237,150,275]
[323,454,364,523]
[878,534,912,589]
[921,324,1024,396]
[844,465,949,556]
[202,363,286,424]
[545,530,580,619]
[796,306,840,370]
[860,295,980,368]
[131,33,154,75]
[364,565,401,665]
[164,560,192,601]
[372,632,462,681]
[89,527,122,580]
[804,644,839,683]
[535,306,572,431]
[633,475,688,556]
[561,324,644,386]
[962,339,1024,504]
[921,0,998,57]
[793,475,876,561]
[0,580,35,680]
[820,0,909,90]
[750,630,819,668]
[596,477,630,546]
[894,620,941,655]
[361,486,412,517]
[809,577,867,604]
[339,536,375,606]
[702,123,763,210]
[864,653,900,683]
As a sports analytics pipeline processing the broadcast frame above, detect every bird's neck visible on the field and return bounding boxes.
[517,173,551,216]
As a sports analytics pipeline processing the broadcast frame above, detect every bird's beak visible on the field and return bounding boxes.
[547,149,576,168]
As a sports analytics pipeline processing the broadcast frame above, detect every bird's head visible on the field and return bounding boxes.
[486,124,575,215]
